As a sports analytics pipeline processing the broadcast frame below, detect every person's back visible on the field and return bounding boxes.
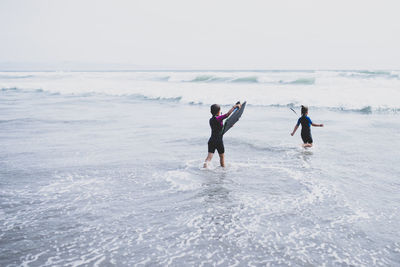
[291,105,324,147]
[209,115,224,141]
[297,115,313,144]
[207,109,228,158]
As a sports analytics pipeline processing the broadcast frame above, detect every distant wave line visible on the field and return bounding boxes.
[2,87,399,114]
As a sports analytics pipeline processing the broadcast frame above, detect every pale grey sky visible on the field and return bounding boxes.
[1,0,399,70]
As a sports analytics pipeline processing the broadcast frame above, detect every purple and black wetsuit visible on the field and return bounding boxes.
[208,113,228,154]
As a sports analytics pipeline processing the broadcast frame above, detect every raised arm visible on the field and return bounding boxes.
[225,103,241,117]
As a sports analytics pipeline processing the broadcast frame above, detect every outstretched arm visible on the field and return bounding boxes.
[291,125,299,136]
[311,123,324,127]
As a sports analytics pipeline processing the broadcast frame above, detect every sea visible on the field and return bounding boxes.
[1,70,399,266]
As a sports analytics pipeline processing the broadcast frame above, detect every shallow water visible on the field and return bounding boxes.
[1,71,400,266]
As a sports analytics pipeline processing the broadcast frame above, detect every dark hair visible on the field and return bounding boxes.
[301,105,308,116]
[210,104,220,116]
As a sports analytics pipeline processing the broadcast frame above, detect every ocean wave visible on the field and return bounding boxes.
[358,106,372,114]
[1,70,399,84]
[128,94,182,103]
[1,87,20,91]
[280,78,316,85]
[186,75,318,85]
[185,75,316,85]
[340,70,399,79]
[1,86,63,96]
[231,76,259,83]
[0,117,100,125]
[187,75,258,83]
[357,70,392,75]
[124,94,400,113]
[0,74,34,79]
[333,106,400,114]
[2,69,400,114]
[190,75,231,83]
[169,70,400,84]
[189,75,215,82]
[2,87,399,113]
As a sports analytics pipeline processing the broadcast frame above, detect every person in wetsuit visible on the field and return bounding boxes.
[291,105,324,147]
[203,102,241,168]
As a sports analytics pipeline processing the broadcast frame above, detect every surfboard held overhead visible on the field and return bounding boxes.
[221,101,247,135]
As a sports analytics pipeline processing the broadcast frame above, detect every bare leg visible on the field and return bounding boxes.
[303,143,313,148]
[219,153,225,167]
[203,153,214,168]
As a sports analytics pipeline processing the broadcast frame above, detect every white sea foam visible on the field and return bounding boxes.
[1,70,399,111]
[164,170,202,191]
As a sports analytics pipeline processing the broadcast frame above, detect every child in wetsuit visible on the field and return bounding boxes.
[291,105,324,147]
[203,103,241,168]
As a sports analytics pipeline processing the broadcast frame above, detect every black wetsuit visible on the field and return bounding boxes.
[297,116,313,144]
[207,115,227,154]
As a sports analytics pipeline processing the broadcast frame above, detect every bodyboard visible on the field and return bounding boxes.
[221,101,246,135]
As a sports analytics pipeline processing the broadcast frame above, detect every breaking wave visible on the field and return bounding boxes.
[340,70,399,79]
[231,76,259,83]
[1,70,399,113]
[2,86,398,114]
[286,78,315,85]
[185,75,313,84]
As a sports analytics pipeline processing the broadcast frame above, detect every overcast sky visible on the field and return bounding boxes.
[1,0,399,70]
